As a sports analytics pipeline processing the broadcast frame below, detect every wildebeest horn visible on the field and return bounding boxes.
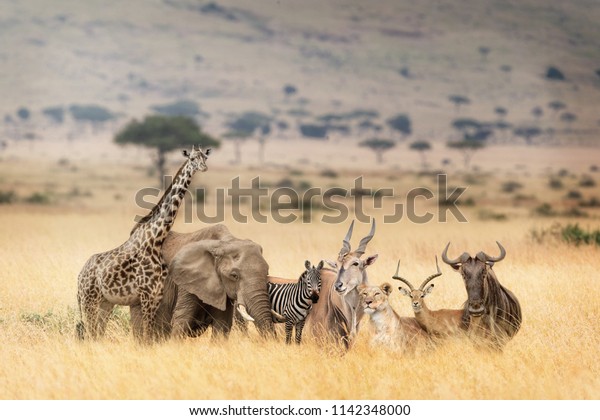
[419,256,442,290]
[391,259,415,291]
[481,241,506,263]
[355,219,376,255]
[441,242,470,266]
[237,305,255,322]
[339,220,354,256]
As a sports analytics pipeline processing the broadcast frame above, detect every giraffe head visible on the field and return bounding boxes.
[182,145,211,172]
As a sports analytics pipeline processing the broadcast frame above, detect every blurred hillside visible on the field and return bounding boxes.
[1,0,600,164]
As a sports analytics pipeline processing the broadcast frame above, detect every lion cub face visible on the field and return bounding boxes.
[358,283,393,314]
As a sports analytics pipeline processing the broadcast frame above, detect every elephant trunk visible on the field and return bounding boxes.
[240,281,275,337]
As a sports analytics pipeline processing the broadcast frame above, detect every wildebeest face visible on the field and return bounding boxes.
[460,258,488,317]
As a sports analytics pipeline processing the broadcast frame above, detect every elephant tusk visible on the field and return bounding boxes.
[271,310,286,322]
[237,305,255,322]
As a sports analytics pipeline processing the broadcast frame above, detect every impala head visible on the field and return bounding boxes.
[329,220,378,295]
[182,145,211,172]
[358,283,392,314]
[303,260,324,303]
[441,241,506,317]
[393,257,442,314]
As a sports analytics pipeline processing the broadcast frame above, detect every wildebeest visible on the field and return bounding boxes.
[441,241,522,348]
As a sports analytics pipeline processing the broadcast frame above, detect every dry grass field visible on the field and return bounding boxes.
[1,155,599,399]
[2,0,600,402]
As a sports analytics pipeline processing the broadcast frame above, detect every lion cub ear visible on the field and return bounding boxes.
[357,284,368,293]
[380,282,393,296]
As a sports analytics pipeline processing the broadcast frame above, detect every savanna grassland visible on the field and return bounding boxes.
[2,0,600,402]
[1,150,600,400]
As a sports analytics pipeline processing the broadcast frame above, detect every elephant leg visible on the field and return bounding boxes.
[210,302,234,340]
[172,291,202,338]
[285,320,294,345]
[295,320,305,345]
[130,304,143,341]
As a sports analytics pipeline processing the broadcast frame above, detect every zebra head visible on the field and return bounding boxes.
[303,260,324,303]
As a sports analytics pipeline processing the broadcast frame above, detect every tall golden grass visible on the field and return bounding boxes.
[1,206,599,399]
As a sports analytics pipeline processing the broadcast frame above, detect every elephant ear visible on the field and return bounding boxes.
[168,240,227,311]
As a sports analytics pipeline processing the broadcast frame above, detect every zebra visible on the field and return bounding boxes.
[268,260,324,344]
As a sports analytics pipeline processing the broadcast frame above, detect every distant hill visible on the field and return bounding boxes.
[1,0,600,143]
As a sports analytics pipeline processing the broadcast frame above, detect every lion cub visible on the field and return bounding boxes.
[358,283,428,351]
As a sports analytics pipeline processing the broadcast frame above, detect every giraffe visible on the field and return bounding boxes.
[76,145,211,342]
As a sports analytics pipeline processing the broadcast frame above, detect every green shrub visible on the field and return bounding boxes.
[548,178,563,190]
[561,224,600,246]
[0,190,16,204]
[501,181,523,193]
[478,209,507,221]
[579,176,596,188]
[25,192,51,205]
[534,203,556,217]
[320,169,338,178]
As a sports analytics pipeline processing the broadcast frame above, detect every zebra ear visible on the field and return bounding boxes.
[317,260,324,270]
[305,260,311,270]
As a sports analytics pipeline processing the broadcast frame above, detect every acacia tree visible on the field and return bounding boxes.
[224,111,272,164]
[513,126,542,145]
[410,140,432,169]
[548,100,566,116]
[359,138,396,163]
[448,95,471,113]
[447,139,486,169]
[115,115,220,184]
[386,114,412,140]
[560,112,577,131]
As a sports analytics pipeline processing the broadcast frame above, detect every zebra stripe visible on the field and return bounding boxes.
[268,261,322,344]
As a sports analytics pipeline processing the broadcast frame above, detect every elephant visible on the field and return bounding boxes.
[139,224,275,339]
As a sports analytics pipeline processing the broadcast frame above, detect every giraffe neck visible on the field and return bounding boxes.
[134,159,196,244]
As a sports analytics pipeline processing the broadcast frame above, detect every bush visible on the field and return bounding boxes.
[534,203,556,217]
[501,181,523,193]
[579,176,596,188]
[546,66,566,81]
[0,190,16,204]
[320,169,338,178]
[299,124,328,139]
[561,224,600,246]
[478,209,507,221]
[25,192,51,205]
[548,178,564,190]
[562,207,588,218]
[566,190,583,199]
[579,197,600,208]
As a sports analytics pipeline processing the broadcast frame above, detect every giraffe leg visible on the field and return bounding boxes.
[130,305,144,342]
[79,280,102,340]
[96,300,115,337]
[295,320,305,344]
[139,279,164,344]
